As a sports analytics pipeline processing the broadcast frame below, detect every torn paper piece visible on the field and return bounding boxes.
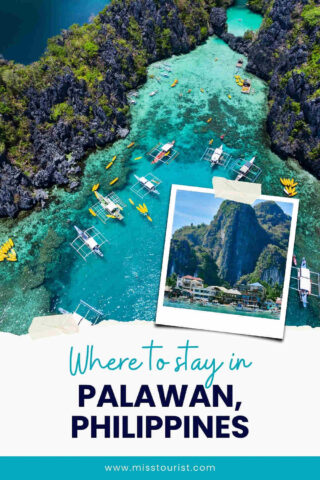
[212,177,261,205]
[29,314,79,340]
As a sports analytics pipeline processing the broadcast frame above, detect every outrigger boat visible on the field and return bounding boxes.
[151,141,175,164]
[202,146,261,182]
[290,257,320,308]
[235,156,256,181]
[298,258,312,308]
[72,226,104,259]
[130,172,162,199]
[210,145,223,165]
[95,191,124,220]
[134,175,160,195]
[65,300,105,326]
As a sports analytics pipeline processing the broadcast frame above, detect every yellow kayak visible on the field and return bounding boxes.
[209,139,213,145]
[228,94,232,99]
[200,88,204,93]
[89,208,97,216]
[112,155,117,161]
[92,183,99,192]
[109,177,119,186]
[106,162,113,169]
[134,156,142,160]
[207,118,212,123]
[106,214,116,218]
[147,215,152,222]
[129,198,135,205]
[127,142,135,148]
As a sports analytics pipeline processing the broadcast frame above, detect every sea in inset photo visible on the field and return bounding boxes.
[164,189,295,320]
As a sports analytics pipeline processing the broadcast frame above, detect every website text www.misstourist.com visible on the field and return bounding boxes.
[104,463,216,473]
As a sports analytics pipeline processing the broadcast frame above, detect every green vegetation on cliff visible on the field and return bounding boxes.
[168,200,291,289]
[254,0,320,168]
[0,0,225,177]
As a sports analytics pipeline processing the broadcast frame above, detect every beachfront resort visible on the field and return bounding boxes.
[165,275,282,315]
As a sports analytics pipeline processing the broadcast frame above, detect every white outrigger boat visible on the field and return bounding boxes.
[90,191,126,224]
[298,258,312,308]
[235,156,256,181]
[72,226,104,258]
[70,226,108,261]
[130,172,162,199]
[152,141,175,164]
[95,191,124,220]
[290,257,320,308]
[134,175,160,194]
[210,144,223,165]
[148,141,178,165]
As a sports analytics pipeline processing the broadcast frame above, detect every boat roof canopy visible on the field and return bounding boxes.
[301,267,310,279]
[300,277,311,291]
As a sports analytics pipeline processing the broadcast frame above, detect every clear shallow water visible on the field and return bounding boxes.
[227,0,263,37]
[0,0,109,64]
[164,300,279,320]
[0,32,320,333]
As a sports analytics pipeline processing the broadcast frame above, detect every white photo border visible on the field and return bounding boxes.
[156,184,299,339]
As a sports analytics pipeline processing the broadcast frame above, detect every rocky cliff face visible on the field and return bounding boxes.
[0,0,231,218]
[203,201,270,284]
[215,0,320,178]
[247,0,320,177]
[168,199,290,286]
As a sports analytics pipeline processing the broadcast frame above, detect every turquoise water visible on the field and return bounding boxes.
[0,0,108,64]
[227,0,263,37]
[164,300,279,320]
[0,12,320,333]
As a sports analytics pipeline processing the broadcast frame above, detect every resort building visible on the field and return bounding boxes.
[238,282,266,307]
[176,277,242,302]
[176,275,204,292]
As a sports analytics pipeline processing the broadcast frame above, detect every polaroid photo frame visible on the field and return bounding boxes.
[156,185,299,339]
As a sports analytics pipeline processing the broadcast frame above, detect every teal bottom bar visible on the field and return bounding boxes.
[0,457,319,479]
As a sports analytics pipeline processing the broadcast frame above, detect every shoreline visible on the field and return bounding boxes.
[164,299,280,320]
[0,4,319,334]
[1,0,319,219]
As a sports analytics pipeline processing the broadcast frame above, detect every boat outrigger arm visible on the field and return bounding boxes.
[70,225,108,261]
[290,257,320,307]
[130,172,162,199]
[235,156,256,181]
[148,141,178,165]
[90,191,126,224]
[201,147,262,183]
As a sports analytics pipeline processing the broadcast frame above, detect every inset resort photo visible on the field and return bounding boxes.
[156,185,299,339]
